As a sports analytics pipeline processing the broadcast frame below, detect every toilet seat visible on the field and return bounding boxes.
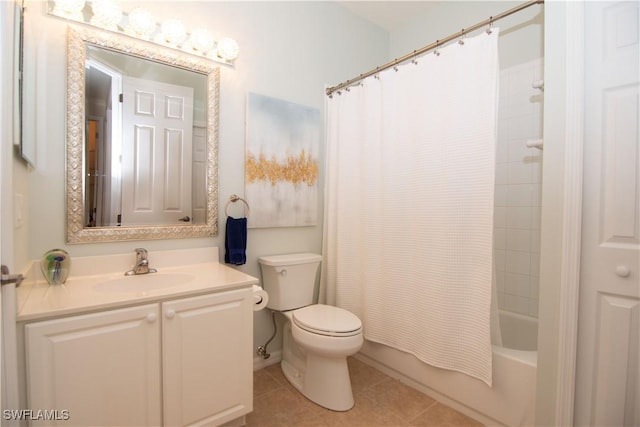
[293,304,362,337]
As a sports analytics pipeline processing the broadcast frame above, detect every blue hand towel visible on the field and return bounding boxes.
[224,217,247,265]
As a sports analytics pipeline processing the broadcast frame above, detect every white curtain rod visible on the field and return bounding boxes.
[326,0,544,97]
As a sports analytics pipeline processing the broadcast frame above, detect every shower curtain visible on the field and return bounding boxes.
[324,30,499,385]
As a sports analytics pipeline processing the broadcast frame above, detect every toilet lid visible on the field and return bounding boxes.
[293,305,362,337]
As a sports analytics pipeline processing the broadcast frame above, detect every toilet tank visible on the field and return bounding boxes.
[258,253,322,311]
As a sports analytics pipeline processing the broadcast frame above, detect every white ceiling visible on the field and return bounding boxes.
[337,1,439,31]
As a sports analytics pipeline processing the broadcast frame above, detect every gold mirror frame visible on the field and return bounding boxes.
[66,26,219,243]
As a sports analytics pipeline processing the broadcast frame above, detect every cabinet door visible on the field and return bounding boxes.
[25,304,161,426]
[162,288,253,427]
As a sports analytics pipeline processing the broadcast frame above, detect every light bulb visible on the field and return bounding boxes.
[187,28,215,54]
[125,7,156,39]
[158,19,186,46]
[216,37,239,61]
[52,0,86,21]
[90,0,122,31]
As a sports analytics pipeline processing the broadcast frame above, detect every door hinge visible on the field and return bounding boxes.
[119,93,123,103]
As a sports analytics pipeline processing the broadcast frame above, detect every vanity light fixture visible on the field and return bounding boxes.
[89,0,122,31]
[124,7,156,40]
[52,0,86,21]
[48,0,240,65]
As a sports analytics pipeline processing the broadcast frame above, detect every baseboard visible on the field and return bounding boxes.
[253,349,282,371]
[219,415,245,427]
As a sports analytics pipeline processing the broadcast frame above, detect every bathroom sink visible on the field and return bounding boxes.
[93,272,196,294]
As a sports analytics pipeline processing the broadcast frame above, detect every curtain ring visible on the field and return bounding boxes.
[486,17,493,34]
[433,40,440,56]
[458,29,465,45]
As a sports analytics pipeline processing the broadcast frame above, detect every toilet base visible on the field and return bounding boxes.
[279,310,361,412]
[281,355,355,412]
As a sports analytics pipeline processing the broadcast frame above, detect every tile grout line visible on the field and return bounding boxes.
[407,399,440,426]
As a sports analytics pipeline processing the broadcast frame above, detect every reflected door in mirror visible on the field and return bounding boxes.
[121,76,194,225]
[85,117,107,227]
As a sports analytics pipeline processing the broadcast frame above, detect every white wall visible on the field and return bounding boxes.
[536,2,577,423]
[20,0,389,355]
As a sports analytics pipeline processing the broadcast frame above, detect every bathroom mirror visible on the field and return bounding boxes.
[66,26,219,243]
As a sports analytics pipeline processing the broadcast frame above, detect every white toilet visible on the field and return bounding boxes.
[258,253,363,411]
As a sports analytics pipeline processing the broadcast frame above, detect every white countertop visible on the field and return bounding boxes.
[16,247,259,322]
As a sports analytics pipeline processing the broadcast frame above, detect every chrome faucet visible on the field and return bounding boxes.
[125,248,157,276]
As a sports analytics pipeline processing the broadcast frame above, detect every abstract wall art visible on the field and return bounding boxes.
[245,93,320,227]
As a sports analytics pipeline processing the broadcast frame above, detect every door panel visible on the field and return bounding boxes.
[25,305,162,426]
[591,294,639,425]
[601,84,639,246]
[162,289,253,427]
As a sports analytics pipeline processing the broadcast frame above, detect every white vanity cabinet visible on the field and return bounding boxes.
[25,287,253,427]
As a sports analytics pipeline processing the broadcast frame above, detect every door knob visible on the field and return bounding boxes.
[615,265,631,278]
[178,216,191,222]
[165,309,176,319]
[1,265,24,287]
[146,313,157,323]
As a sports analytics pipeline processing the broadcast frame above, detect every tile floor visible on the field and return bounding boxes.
[247,357,484,427]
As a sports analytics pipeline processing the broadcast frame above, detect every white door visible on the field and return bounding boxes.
[121,76,194,225]
[25,305,162,426]
[162,289,253,427]
[1,0,18,418]
[574,1,640,425]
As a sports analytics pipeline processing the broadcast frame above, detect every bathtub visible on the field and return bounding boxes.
[355,310,538,426]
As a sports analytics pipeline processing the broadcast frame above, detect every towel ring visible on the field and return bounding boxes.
[225,194,250,217]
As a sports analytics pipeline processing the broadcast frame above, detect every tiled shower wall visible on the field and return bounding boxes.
[494,58,544,318]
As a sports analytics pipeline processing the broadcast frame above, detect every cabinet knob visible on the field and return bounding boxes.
[165,309,176,319]
[615,265,631,278]
[146,313,157,323]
